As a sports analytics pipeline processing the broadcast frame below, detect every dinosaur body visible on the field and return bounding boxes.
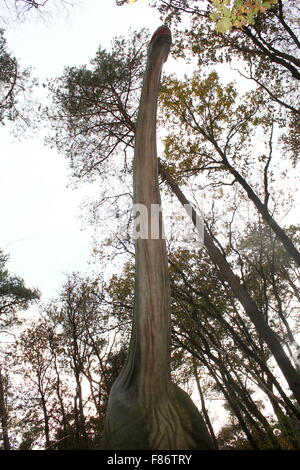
[102,26,215,450]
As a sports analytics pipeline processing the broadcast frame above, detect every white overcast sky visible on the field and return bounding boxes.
[1,0,298,306]
[0,0,161,300]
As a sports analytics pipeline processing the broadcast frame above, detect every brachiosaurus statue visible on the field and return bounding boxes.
[102,25,215,450]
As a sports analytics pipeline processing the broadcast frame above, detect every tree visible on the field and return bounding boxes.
[0,367,10,449]
[0,248,40,450]
[121,0,279,32]
[151,1,300,119]
[159,69,300,267]
[105,234,300,448]
[0,1,73,23]
[0,29,35,127]
[168,244,300,448]
[14,320,59,448]
[46,13,300,447]
[5,270,128,449]
[0,249,39,330]
[47,29,147,182]
[47,11,300,266]
[13,273,125,449]
[159,163,300,409]
[209,0,279,33]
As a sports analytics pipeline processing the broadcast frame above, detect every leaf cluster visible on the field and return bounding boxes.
[0,249,40,329]
[0,29,34,126]
[210,0,279,33]
[47,29,147,182]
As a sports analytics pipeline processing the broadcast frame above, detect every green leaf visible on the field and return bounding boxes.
[216,17,232,33]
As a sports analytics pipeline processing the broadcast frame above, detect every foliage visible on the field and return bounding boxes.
[159,56,300,268]
[93,234,300,449]
[45,3,300,447]
[1,0,299,450]
[3,219,300,449]
[122,0,278,32]
[210,0,278,33]
[0,249,40,329]
[4,272,127,449]
[0,249,40,450]
[0,28,36,128]
[46,29,147,182]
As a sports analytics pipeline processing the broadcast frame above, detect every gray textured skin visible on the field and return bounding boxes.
[102,26,215,450]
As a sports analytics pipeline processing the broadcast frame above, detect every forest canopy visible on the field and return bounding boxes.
[0,0,299,450]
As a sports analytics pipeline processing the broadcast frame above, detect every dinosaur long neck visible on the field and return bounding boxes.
[122,30,172,400]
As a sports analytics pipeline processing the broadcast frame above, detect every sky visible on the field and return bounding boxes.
[2,1,298,434]
[0,0,231,429]
[0,0,162,301]
[0,0,265,303]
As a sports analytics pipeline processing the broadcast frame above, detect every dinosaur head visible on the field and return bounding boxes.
[148,25,172,64]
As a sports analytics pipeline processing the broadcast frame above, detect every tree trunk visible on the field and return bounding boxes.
[0,368,10,450]
[225,160,300,267]
[38,380,51,449]
[74,371,88,446]
[192,358,219,449]
[159,162,300,408]
[204,358,260,449]
[265,378,300,449]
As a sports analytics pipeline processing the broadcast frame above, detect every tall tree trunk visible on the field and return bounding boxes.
[74,370,88,446]
[224,159,300,267]
[265,378,300,449]
[202,358,260,449]
[53,356,70,444]
[171,257,300,421]
[38,379,51,449]
[194,329,279,448]
[229,368,282,449]
[197,111,300,267]
[0,368,10,450]
[159,162,300,408]
[192,358,219,449]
